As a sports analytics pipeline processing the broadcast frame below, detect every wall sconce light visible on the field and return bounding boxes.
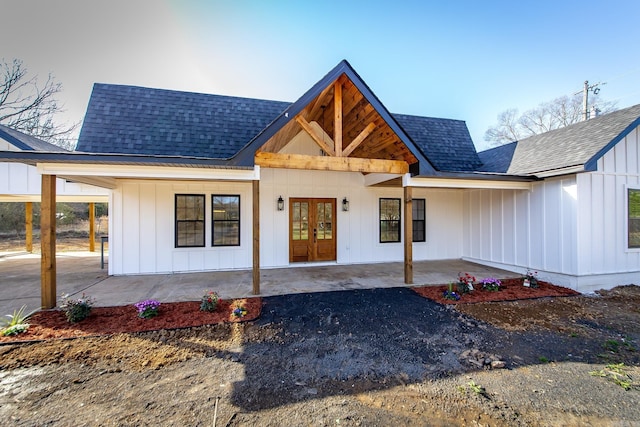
[342,197,349,212]
[277,196,284,211]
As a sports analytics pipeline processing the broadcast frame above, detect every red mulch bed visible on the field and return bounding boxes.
[0,298,262,343]
[412,278,580,304]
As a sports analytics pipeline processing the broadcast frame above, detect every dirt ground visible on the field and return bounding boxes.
[1,237,639,426]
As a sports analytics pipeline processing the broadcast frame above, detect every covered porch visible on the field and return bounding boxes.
[0,251,520,314]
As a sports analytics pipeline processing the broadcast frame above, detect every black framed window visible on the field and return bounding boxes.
[212,195,240,246]
[629,189,640,248]
[412,198,426,242]
[380,198,401,243]
[175,194,205,248]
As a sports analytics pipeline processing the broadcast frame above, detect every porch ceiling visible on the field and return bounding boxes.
[258,74,419,166]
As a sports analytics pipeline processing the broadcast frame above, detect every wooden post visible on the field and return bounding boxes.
[334,80,343,156]
[41,174,57,309]
[404,186,413,284]
[252,180,260,295]
[89,202,95,252]
[25,202,33,253]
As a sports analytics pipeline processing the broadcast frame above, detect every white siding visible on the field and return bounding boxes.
[576,125,640,278]
[464,177,578,278]
[110,170,465,274]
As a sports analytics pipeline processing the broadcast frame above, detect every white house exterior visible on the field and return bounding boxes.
[1,60,639,304]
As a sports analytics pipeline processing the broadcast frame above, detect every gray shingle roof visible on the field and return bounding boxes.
[507,104,640,175]
[0,124,69,152]
[76,82,480,172]
[392,114,482,172]
[477,142,517,173]
[76,84,290,159]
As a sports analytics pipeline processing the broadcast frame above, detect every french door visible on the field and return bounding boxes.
[289,198,336,262]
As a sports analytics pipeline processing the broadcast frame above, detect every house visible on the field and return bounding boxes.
[1,59,639,308]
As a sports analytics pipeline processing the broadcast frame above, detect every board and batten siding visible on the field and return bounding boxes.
[109,179,254,275]
[463,177,578,283]
[259,168,463,267]
[109,170,465,275]
[575,124,640,289]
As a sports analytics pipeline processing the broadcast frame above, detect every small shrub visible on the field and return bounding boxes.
[135,299,161,319]
[200,290,220,312]
[443,283,461,301]
[232,305,248,318]
[480,277,502,292]
[1,305,36,336]
[538,356,550,363]
[59,293,95,323]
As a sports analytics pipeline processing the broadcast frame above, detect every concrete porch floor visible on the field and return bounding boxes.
[0,251,521,314]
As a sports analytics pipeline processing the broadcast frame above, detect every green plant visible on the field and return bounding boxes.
[457,272,476,293]
[1,305,36,336]
[467,381,487,397]
[603,339,620,353]
[232,305,247,318]
[200,290,220,312]
[480,277,501,292]
[522,269,539,288]
[538,356,550,363]
[590,363,637,390]
[59,293,95,323]
[443,283,461,301]
[134,299,161,319]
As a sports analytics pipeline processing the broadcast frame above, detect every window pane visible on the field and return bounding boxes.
[629,189,640,248]
[212,195,240,247]
[412,199,426,242]
[380,198,401,243]
[175,194,205,247]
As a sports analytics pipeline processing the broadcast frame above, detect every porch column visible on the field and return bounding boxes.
[404,186,413,284]
[89,202,95,252]
[252,179,260,294]
[25,202,33,253]
[41,174,57,309]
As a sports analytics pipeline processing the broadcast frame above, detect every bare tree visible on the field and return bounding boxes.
[484,94,617,146]
[0,58,79,150]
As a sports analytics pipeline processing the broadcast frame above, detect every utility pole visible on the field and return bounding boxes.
[577,80,605,121]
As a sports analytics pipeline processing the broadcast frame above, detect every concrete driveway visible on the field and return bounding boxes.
[0,251,520,314]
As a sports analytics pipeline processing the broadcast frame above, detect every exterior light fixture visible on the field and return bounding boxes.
[277,196,284,211]
[342,197,349,212]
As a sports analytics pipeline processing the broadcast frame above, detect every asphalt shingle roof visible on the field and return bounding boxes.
[0,124,69,152]
[506,104,640,175]
[477,142,517,173]
[76,84,290,159]
[76,83,481,172]
[392,114,482,172]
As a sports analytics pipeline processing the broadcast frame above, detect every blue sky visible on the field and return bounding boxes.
[3,0,640,151]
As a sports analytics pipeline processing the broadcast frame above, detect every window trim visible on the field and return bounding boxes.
[412,198,426,243]
[175,194,205,248]
[379,198,401,243]
[211,194,241,247]
[628,187,640,250]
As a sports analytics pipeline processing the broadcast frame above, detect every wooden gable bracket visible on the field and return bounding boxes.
[343,122,376,157]
[295,115,335,156]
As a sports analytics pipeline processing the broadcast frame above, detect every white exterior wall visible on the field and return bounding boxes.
[0,162,109,202]
[574,125,640,291]
[109,170,465,275]
[463,177,578,287]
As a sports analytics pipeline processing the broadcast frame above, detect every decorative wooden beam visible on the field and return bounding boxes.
[343,122,376,157]
[255,152,408,174]
[404,186,413,284]
[295,115,335,156]
[252,180,260,295]
[89,202,95,252]
[334,81,343,156]
[41,174,57,309]
[25,202,33,253]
